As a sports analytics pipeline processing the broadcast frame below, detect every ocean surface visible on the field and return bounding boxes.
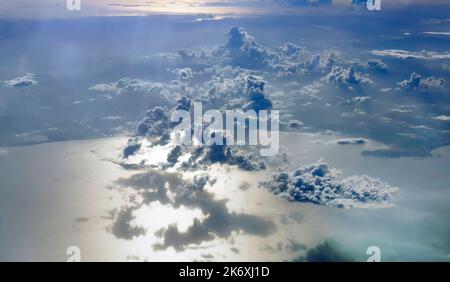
[0,132,449,261]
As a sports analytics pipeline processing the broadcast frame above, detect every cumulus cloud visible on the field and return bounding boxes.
[261,162,397,208]
[242,75,273,111]
[167,145,183,164]
[324,65,370,85]
[123,138,141,158]
[342,96,372,108]
[122,91,269,171]
[4,73,37,88]
[365,59,388,72]
[121,96,193,158]
[89,78,170,97]
[398,72,445,90]
[115,25,449,163]
[215,26,271,69]
[136,106,171,137]
[181,144,267,171]
[172,67,194,81]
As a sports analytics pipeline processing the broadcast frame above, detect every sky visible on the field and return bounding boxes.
[1,0,450,18]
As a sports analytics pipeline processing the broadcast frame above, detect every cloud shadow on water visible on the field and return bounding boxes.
[110,170,277,251]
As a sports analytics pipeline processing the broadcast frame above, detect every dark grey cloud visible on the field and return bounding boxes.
[181,144,266,171]
[136,106,171,137]
[242,75,273,111]
[123,138,141,158]
[294,241,353,262]
[336,138,368,145]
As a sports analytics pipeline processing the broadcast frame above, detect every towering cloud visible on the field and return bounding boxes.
[262,162,397,208]
[398,72,445,90]
[216,27,270,69]
[242,76,273,111]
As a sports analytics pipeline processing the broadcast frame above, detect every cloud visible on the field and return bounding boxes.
[336,138,368,145]
[112,25,449,163]
[172,67,194,81]
[4,73,37,88]
[371,49,450,60]
[242,75,273,111]
[181,144,267,171]
[135,96,193,140]
[123,138,141,158]
[167,145,183,164]
[74,217,89,223]
[365,59,388,72]
[276,0,332,6]
[433,115,450,122]
[136,106,171,137]
[294,241,353,262]
[215,26,271,69]
[422,32,450,36]
[261,162,398,208]
[398,72,445,90]
[324,65,370,85]
[422,18,450,25]
[342,96,372,108]
[361,148,431,158]
[89,78,170,97]
[121,96,193,158]
[298,81,323,98]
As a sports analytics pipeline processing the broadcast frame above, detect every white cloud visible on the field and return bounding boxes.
[89,78,169,96]
[371,49,450,60]
[4,73,37,88]
[434,115,450,122]
[423,32,450,36]
[324,65,371,85]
